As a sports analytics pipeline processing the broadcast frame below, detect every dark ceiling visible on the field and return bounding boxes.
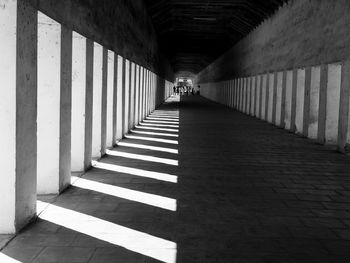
[144,0,286,76]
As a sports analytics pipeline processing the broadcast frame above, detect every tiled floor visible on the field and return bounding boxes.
[2,95,350,262]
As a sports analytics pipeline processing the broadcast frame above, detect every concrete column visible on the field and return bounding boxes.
[303,67,312,137]
[146,70,150,115]
[265,74,271,120]
[246,77,251,114]
[317,65,328,144]
[230,79,234,108]
[123,59,130,135]
[259,75,264,119]
[340,62,350,151]
[139,67,144,122]
[71,32,86,172]
[255,75,261,117]
[325,63,342,144]
[135,65,140,125]
[295,68,306,134]
[237,79,241,110]
[106,50,115,148]
[112,53,118,144]
[91,42,103,159]
[308,66,321,139]
[100,48,108,156]
[261,74,267,120]
[129,63,135,130]
[37,13,61,194]
[280,71,287,128]
[59,26,72,191]
[272,72,278,124]
[0,0,37,233]
[251,77,256,115]
[142,68,146,119]
[267,73,274,123]
[116,55,123,140]
[240,78,244,112]
[234,79,237,109]
[83,39,94,170]
[290,69,298,133]
[275,72,283,126]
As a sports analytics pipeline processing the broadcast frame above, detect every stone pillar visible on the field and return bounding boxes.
[123,59,130,135]
[135,65,140,126]
[255,76,261,117]
[100,48,108,155]
[112,52,118,144]
[116,55,123,140]
[71,32,86,172]
[37,13,61,194]
[325,63,342,144]
[295,69,305,134]
[317,65,328,144]
[106,50,115,148]
[91,42,103,159]
[267,73,274,123]
[59,26,72,191]
[338,61,350,152]
[275,72,283,126]
[129,63,135,130]
[84,39,94,169]
[308,66,321,139]
[303,67,312,137]
[0,0,37,233]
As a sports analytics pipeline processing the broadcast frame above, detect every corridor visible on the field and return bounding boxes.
[2,95,350,262]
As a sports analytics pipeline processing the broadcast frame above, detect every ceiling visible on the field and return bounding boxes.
[144,0,286,76]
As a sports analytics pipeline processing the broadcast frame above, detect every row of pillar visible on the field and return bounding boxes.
[200,62,350,152]
[0,1,173,234]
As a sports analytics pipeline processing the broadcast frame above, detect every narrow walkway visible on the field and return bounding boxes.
[2,95,350,262]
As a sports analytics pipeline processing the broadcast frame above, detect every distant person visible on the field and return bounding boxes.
[197,85,200,95]
[173,85,176,94]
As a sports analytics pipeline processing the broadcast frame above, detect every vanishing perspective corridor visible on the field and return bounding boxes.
[2,95,350,262]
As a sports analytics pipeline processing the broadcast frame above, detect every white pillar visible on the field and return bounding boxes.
[0,0,37,233]
[123,59,130,135]
[106,50,115,148]
[267,73,274,123]
[308,66,321,139]
[37,12,61,194]
[129,63,136,130]
[101,48,108,156]
[71,32,86,172]
[295,69,306,134]
[59,26,72,191]
[275,72,283,126]
[135,65,140,126]
[116,55,123,140]
[91,42,103,159]
[325,63,342,144]
[84,39,94,169]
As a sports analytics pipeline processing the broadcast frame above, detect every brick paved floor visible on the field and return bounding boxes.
[2,95,350,262]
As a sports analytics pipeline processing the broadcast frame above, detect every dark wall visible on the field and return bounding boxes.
[33,0,173,80]
[196,0,350,83]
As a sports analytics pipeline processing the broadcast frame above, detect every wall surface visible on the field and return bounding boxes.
[34,0,173,80]
[196,0,350,83]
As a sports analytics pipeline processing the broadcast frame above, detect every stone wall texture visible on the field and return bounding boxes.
[196,0,350,83]
[32,0,173,80]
